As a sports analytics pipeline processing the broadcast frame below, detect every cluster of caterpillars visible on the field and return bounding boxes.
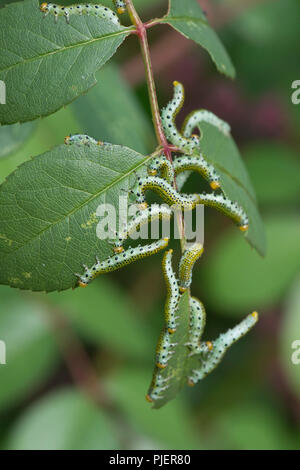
[62,81,256,403]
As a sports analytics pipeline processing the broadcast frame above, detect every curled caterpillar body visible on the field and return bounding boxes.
[185,297,206,355]
[112,0,126,14]
[64,134,103,146]
[134,175,200,210]
[179,243,204,292]
[147,155,174,184]
[146,373,170,403]
[113,204,173,251]
[182,110,231,138]
[187,312,259,386]
[198,193,249,231]
[40,3,120,24]
[162,250,180,334]
[77,238,169,287]
[161,81,200,154]
[156,329,178,369]
[173,155,221,190]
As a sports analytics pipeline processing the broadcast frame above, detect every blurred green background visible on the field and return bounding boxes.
[0,0,299,450]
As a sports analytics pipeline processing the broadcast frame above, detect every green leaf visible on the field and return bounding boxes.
[0,143,151,292]
[244,142,300,206]
[0,123,36,159]
[0,285,59,412]
[198,215,300,315]
[163,0,235,78]
[46,279,153,359]
[5,388,119,450]
[107,366,200,449]
[71,64,155,154]
[0,0,131,124]
[280,276,300,396]
[198,122,266,256]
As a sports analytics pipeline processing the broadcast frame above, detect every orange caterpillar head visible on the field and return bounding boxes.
[145,394,153,403]
[210,181,221,190]
[78,280,88,288]
[40,3,49,12]
[239,224,249,232]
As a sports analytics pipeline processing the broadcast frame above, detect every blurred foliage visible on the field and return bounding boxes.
[0,0,299,450]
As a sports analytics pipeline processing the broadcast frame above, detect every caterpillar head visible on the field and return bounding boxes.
[145,394,153,403]
[210,181,221,190]
[64,135,71,145]
[117,7,126,14]
[40,3,49,12]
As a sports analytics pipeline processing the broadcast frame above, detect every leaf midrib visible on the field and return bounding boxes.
[1,152,153,255]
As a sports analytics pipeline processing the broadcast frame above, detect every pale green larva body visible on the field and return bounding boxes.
[197,193,249,232]
[133,175,200,210]
[40,3,120,25]
[112,0,126,14]
[182,110,231,138]
[147,155,175,184]
[161,81,200,154]
[112,204,173,252]
[146,373,170,403]
[64,134,102,146]
[77,238,169,287]
[186,297,207,355]
[156,328,178,369]
[173,155,221,190]
[179,243,204,292]
[187,312,259,386]
[162,250,180,334]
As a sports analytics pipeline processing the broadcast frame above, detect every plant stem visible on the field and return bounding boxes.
[125,0,186,250]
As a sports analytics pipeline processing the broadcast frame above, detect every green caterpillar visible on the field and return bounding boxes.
[179,243,204,292]
[161,81,200,154]
[187,312,259,386]
[155,328,178,369]
[173,155,221,190]
[182,110,231,138]
[76,238,169,287]
[40,3,120,24]
[64,134,103,146]
[133,175,200,210]
[112,204,173,253]
[162,249,180,334]
[197,193,249,231]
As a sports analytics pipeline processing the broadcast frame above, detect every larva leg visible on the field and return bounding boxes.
[161,81,200,154]
[187,312,259,386]
[146,373,171,403]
